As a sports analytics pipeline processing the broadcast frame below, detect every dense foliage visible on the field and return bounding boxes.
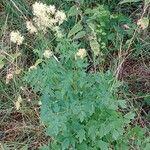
[0,0,149,149]
[25,38,149,149]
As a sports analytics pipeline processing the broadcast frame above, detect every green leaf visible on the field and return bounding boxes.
[76,142,88,150]
[144,143,150,150]
[62,139,70,150]
[85,8,93,14]
[68,21,83,38]
[73,31,86,40]
[79,111,86,122]
[112,129,120,140]
[88,125,97,141]
[20,145,28,150]
[118,100,127,108]
[97,140,109,150]
[119,0,142,4]
[89,39,100,56]
[144,96,150,105]
[76,129,86,143]
[124,112,135,120]
[68,6,81,17]
[39,145,50,150]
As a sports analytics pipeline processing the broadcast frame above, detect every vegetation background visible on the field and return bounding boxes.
[0,0,150,149]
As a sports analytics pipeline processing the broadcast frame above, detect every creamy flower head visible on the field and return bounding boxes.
[6,73,13,84]
[55,10,66,25]
[137,18,149,30]
[53,26,63,38]
[43,50,53,58]
[26,21,37,34]
[31,2,66,32]
[75,48,87,59]
[47,5,56,14]
[29,65,37,71]
[10,31,24,45]
[32,2,49,31]
[32,2,47,17]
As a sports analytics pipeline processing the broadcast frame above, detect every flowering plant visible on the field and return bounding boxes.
[6,1,150,149]
[27,2,66,34]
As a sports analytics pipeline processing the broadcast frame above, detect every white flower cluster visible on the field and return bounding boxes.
[75,48,87,59]
[26,21,37,34]
[43,50,53,58]
[26,2,66,33]
[137,18,149,30]
[10,31,24,45]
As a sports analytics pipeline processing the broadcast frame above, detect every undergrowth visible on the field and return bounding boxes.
[0,0,150,149]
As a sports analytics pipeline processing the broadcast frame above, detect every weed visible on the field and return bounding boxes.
[0,0,150,149]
